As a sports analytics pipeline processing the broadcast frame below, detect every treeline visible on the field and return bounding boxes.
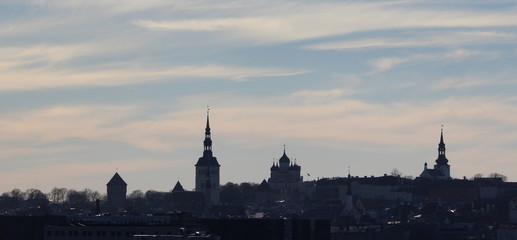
[0,182,260,215]
[0,188,104,215]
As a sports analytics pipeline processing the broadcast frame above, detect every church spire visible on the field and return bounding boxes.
[435,127,448,165]
[203,108,213,156]
[346,166,352,196]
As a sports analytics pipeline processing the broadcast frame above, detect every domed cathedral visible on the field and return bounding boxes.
[420,128,451,180]
[195,110,220,205]
[268,146,302,196]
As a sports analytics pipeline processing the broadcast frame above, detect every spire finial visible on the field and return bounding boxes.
[283,144,286,153]
[348,166,351,178]
[440,125,445,145]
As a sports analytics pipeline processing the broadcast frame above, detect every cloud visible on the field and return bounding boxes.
[0,45,102,70]
[0,158,171,192]
[4,93,517,151]
[368,49,494,73]
[305,31,517,50]
[289,89,354,104]
[134,2,517,44]
[0,63,308,91]
[435,74,516,90]
[2,92,517,190]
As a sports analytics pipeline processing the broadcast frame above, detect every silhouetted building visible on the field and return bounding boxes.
[195,112,220,205]
[172,181,185,192]
[268,147,302,196]
[420,129,451,180]
[106,172,127,211]
[171,181,205,216]
[256,179,275,203]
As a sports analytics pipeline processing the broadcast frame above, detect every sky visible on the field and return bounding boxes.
[1,0,517,194]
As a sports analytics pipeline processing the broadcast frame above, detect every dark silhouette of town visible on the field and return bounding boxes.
[1,112,517,240]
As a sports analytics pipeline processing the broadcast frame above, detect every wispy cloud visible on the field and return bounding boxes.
[134,3,517,44]
[305,31,517,50]
[0,63,308,91]
[368,49,495,73]
[2,92,517,190]
[0,158,171,191]
[435,74,516,90]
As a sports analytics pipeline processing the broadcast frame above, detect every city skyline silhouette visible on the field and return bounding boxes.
[1,1,517,194]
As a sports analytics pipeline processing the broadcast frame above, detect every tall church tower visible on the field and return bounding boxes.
[195,110,220,205]
[434,128,450,178]
[419,128,452,180]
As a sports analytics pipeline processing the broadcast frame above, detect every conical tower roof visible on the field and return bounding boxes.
[257,179,273,192]
[172,181,185,192]
[107,172,127,186]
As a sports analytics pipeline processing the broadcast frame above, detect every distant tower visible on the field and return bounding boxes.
[195,110,220,205]
[107,172,127,210]
[434,128,450,178]
[345,168,353,212]
[419,128,451,180]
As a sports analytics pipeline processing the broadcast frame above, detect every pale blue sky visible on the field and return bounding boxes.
[1,0,517,193]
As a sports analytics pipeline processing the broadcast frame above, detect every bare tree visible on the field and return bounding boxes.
[49,187,67,203]
[24,188,47,200]
[472,173,484,179]
[128,190,144,199]
[10,188,25,201]
[83,188,101,202]
[66,189,89,209]
[488,172,508,182]
[390,168,402,177]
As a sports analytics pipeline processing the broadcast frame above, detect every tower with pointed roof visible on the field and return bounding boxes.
[420,129,451,180]
[345,168,353,212]
[268,146,302,196]
[107,172,127,210]
[195,110,220,205]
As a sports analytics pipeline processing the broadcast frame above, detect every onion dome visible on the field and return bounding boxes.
[279,149,290,164]
[270,161,279,171]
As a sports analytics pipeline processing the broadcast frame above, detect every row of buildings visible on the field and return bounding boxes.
[3,111,517,240]
[99,112,517,240]
[107,112,455,209]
